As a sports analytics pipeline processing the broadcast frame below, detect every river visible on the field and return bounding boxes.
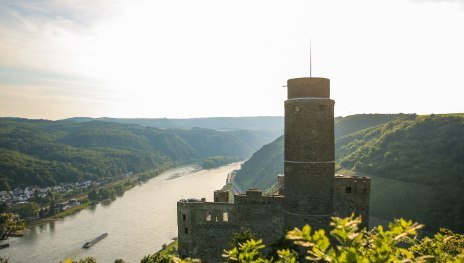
[0,163,241,263]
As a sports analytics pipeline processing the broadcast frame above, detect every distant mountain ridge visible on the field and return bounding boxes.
[0,118,279,190]
[63,116,284,132]
[233,114,464,232]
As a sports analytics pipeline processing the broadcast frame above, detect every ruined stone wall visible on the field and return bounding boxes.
[234,190,284,246]
[177,201,236,262]
[333,175,371,229]
[177,190,284,262]
[214,190,230,203]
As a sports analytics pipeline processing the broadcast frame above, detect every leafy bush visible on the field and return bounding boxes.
[221,215,464,263]
[0,212,25,240]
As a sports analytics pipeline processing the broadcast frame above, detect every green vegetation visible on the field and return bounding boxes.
[337,115,464,232]
[233,114,464,232]
[221,215,464,263]
[334,113,409,138]
[16,202,40,218]
[336,115,464,186]
[234,114,403,191]
[0,118,274,190]
[158,240,179,257]
[4,216,459,263]
[126,216,464,262]
[87,182,134,201]
[234,136,284,190]
[0,212,25,240]
[201,156,240,169]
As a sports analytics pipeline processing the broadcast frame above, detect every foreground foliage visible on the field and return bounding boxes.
[223,215,464,263]
[0,212,25,240]
[3,216,460,263]
[137,215,464,263]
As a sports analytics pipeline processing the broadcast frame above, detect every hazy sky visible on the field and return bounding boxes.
[0,0,463,119]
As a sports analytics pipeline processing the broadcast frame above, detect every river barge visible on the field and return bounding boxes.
[82,233,108,248]
[0,243,9,249]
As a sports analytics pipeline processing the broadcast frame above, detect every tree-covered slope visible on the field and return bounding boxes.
[337,115,464,186]
[234,114,403,190]
[234,136,284,190]
[0,118,271,190]
[233,114,464,232]
[334,114,412,138]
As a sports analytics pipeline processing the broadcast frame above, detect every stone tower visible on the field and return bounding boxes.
[177,75,371,262]
[283,77,335,230]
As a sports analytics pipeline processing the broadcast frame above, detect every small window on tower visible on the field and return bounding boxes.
[223,212,229,222]
[182,214,186,221]
[294,105,300,113]
[185,227,188,234]
[206,211,211,221]
[346,187,352,193]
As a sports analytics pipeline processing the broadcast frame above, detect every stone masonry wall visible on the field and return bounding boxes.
[333,175,371,229]
[177,190,284,263]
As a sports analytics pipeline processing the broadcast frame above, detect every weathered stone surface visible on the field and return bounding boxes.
[284,162,334,215]
[333,175,371,229]
[177,190,284,262]
[284,99,335,162]
[177,77,370,262]
[214,190,229,203]
[287,77,330,99]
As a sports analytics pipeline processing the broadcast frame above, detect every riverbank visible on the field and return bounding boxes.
[157,240,178,256]
[24,165,172,228]
[1,163,239,262]
[27,201,92,227]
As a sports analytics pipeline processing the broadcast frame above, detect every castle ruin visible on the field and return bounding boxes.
[177,77,371,262]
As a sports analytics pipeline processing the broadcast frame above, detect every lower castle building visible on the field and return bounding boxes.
[177,77,371,262]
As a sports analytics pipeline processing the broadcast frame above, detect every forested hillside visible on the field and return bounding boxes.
[0,118,272,190]
[234,114,404,190]
[233,114,464,232]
